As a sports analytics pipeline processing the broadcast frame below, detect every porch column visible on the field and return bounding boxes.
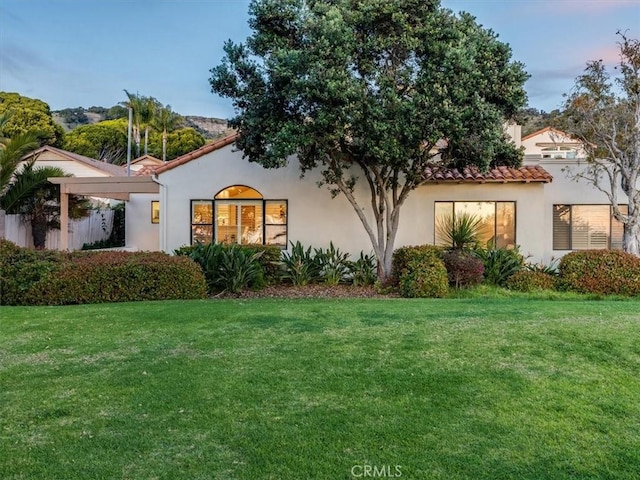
[60,191,69,250]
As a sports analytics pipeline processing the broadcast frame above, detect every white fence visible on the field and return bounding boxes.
[1,208,114,250]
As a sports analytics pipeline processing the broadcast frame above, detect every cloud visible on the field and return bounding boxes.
[0,42,49,83]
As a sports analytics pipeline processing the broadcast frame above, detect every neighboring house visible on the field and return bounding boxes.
[3,146,126,249]
[127,154,164,174]
[522,127,629,262]
[21,145,126,178]
[50,127,633,264]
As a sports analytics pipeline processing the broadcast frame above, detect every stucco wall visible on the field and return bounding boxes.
[524,157,629,263]
[125,193,160,251]
[127,145,548,262]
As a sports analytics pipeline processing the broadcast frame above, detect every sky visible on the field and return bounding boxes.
[0,0,638,119]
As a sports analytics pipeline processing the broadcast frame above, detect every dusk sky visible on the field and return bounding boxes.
[1,0,638,119]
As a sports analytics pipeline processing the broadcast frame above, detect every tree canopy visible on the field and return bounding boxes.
[560,32,640,255]
[210,0,528,279]
[63,120,128,164]
[0,92,64,147]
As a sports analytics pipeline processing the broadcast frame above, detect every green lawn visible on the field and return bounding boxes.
[1,298,639,479]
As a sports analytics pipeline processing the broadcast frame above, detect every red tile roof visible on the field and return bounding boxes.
[135,133,239,176]
[423,165,552,183]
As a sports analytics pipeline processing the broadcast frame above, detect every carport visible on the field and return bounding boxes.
[48,176,160,251]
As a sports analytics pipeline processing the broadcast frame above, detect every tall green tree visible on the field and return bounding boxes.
[0,92,64,147]
[63,121,128,164]
[122,90,143,157]
[209,0,528,280]
[152,105,183,161]
[560,33,640,256]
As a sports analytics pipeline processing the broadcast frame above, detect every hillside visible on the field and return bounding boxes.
[52,107,234,140]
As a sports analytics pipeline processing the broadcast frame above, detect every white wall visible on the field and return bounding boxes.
[125,193,160,251]
[125,145,550,262]
[524,156,629,263]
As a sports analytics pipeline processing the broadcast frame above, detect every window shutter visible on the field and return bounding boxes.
[553,205,571,250]
[572,205,609,250]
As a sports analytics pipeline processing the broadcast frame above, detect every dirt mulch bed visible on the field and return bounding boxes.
[220,284,396,299]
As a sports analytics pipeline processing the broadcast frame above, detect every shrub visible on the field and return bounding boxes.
[243,245,282,284]
[22,251,207,305]
[391,245,444,286]
[443,250,484,288]
[474,247,524,286]
[558,250,640,296]
[525,258,559,276]
[507,270,556,292]
[0,240,62,306]
[315,242,351,285]
[348,252,377,287]
[178,242,270,293]
[215,245,265,294]
[281,241,321,286]
[398,257,449,298]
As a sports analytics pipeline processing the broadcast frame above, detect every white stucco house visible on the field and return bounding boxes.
[83,125,625,266]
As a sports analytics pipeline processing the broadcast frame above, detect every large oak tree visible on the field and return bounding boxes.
[210,0,528,280]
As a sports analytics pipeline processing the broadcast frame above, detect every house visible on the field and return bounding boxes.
[522,127,629,261]
[21,145,126,178]
[50,126,632,265]
[127,154,164,173]
[2,146,126,249]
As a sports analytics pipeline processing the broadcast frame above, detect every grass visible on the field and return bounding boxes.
[1,297,640,479]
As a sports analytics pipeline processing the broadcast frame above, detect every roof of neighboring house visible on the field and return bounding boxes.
[423,165,552,183]
[521,126,579,143]
[135,134,239,176]
[130,154,163,166]
[23,145,126,177]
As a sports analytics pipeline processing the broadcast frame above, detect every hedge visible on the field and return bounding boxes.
[1,241,207,306]
[557,250,640,296]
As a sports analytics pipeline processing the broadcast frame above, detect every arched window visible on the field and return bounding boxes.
[191,185,287,246]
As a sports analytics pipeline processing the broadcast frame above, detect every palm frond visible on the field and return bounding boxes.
[2,164,67,212]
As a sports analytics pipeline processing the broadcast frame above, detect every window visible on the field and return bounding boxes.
[190,185,288,247]
[191,200,213,244]
[151,201,160,224]
[541,146,577,159]
[553,204,627,250]
[435,201,516,248]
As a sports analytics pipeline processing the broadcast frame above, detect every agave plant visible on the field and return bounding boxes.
[436,212,484,251]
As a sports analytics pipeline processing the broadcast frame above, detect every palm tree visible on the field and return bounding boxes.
[141,96,158,156]
[152,105,182,161]
[1,112,90,249]
[0,112,42,196]
[122,90,143,157]
[3,160,91,249]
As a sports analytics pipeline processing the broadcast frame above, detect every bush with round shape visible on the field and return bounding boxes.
[557,250,640,296]
[443,250,485,288]
[398,257,448,298]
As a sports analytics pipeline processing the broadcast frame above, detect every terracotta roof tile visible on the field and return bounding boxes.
[137,133,239,176]
[423,165,552,183]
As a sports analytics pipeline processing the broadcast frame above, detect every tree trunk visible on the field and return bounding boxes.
[624,221,640,256]
[31,212,48,250]
[144,127,149,155]
[162,131,167,162]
